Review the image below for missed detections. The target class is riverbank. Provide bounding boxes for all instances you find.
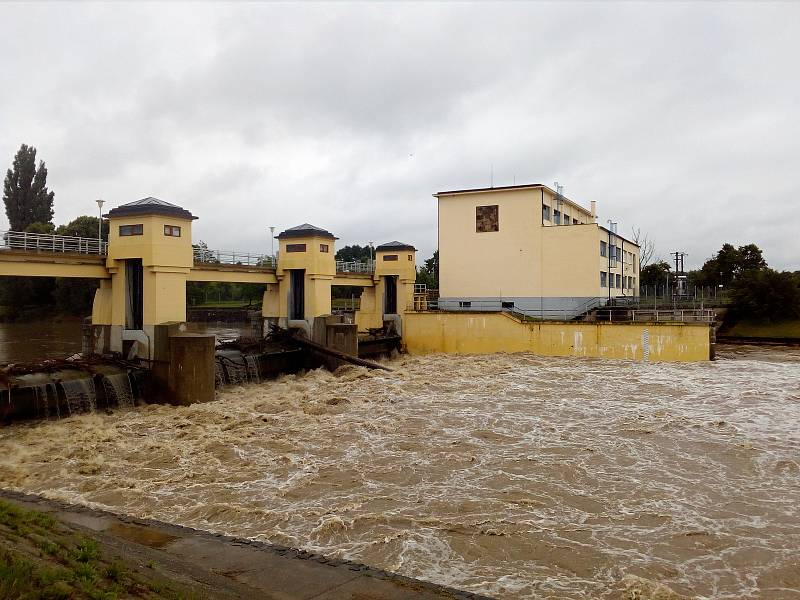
[0,489,485,599]
[718,318,800,345]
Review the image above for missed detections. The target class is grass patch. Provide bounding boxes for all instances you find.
[0,499,196,599]
[722,319,800,339]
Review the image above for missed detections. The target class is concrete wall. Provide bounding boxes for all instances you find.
[403,311,711,362]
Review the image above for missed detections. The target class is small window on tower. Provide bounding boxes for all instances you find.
[319,244,329,253]
[163,225,181,237]
[383,254,399,261]
[476,205,499,232]
[119,224,143,236]
[286,244,306,253]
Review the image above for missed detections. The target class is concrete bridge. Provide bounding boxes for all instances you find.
[0,197,419,358]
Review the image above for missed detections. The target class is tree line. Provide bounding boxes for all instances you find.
[640,242,799,323]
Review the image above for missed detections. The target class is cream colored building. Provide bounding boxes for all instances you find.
[435,184,639,319]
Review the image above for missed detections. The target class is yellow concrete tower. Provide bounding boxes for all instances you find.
[269,224,337,337]
[355,241,416,334]
[92,197,196,355]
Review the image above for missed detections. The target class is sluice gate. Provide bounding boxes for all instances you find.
[0,357,147,422]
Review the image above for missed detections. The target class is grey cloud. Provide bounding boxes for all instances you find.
[0,2,798,269]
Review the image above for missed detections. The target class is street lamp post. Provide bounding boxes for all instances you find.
[95,199,105,253]
[368,241,374,266]
[269,226,276,263]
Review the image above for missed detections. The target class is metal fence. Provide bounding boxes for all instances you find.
[335,260,374,274]
[0,230,108,255]
[638,284,730,308]
[409,297,716,324]
[192,247,275,268]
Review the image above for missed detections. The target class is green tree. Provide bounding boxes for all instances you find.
[55,215,108,239]
[639,260,671,288]
[416,250,438,289]
[729,269,800,322]
[0,145,58,319]
[336,244,372,263]
[697,243,767,287]
[3,144,55,230]
[23,221,55,234]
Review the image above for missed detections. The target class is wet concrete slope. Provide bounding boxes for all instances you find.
[0,489,490,600]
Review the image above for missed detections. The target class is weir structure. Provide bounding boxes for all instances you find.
[0,195,713,384]
[0,197,417,364]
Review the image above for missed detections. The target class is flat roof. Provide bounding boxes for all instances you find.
[434,183,594,217]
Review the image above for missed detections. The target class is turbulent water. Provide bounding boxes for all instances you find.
[1,345,799,599]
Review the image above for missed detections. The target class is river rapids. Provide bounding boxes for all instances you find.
[0,345,798,599]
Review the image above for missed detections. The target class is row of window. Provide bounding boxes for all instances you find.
[600,242,637,272]
[119,224,182,237]
[600,272,637,289]
[542,204,584,225]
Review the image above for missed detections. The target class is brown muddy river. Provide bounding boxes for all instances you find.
[1,345,799,599]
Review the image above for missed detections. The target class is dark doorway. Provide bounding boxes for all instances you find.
[125,259,143,330]
[384,276,398,315]
[290,269,305,320]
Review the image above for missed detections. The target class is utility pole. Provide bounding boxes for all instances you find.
[671,251,688,299]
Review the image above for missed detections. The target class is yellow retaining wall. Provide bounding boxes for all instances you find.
[403,312,710,362]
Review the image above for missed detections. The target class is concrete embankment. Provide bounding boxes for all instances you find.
[0,489,490,600]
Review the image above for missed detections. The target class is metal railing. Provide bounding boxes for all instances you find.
[193,247,275,268]
[412,299,601,321]
[630,309,715,323]
[335,260,374,274]
[332,298,362,311]
[0,230,108,255]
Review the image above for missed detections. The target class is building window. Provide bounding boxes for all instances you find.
[459,301,472,308]
[119,224,143,236]
[407,254,413,261]
[542,204,551,221]
[600,271,607,287]
[562,213,569,225]
[610,245,618,262]
[501,301,514,309]
[319,243,329,253]
[383,254,399,261]
[286,243,306,253]
[476,205,499,232]
[553,210,561,225]
[163,225,181,237]
[600,241,607,257]
[616,274,621,288]
[633,277,637,290]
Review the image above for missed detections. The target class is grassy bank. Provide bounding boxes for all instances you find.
[0,499,193,599]
[721,319,800,339]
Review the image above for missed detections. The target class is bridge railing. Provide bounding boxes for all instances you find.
[0,230,107,255]
[193,247,275,268]
[336,260,374,274]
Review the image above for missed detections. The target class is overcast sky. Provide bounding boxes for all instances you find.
[1,2,798,270]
